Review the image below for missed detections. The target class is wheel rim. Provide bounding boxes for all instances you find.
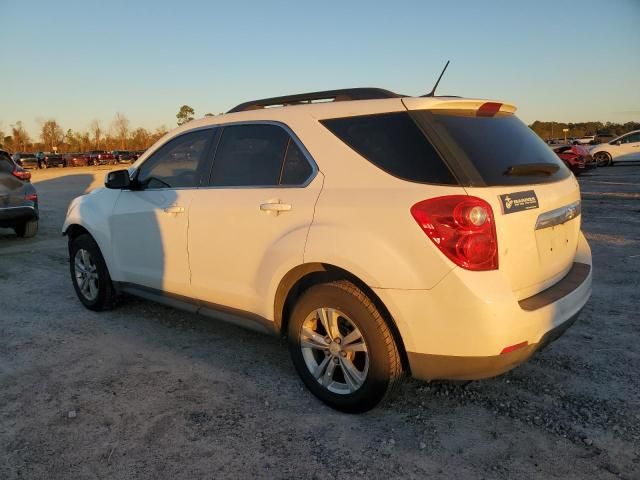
[595,152,611,166]
[299,307,369,395]
[74,249,99,301]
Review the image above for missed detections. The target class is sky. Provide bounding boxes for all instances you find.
[1,0,639,138]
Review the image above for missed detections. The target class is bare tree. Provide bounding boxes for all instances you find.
[112,112,130,150]
[11,121,31,152]
[130,127,150,150]
[89,120,102,149]
[41,119,65,151]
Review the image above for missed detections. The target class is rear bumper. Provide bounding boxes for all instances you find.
[407,310,580,381]
[374,231,592,381]
[0,205,37,224]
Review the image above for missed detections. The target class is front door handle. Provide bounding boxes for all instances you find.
[163,205,185,214]
[260,202,292,214]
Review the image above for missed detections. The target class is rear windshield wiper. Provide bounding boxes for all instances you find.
[503,163,560,177]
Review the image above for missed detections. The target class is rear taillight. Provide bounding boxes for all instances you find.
[12,168,31,181]
[25,193,38,202]
[410,195,498,271]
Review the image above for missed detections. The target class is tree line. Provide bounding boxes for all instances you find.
[0,114,169,154]
[529,120,640,140]
[0,105,220,154]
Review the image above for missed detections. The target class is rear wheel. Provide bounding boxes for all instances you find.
[594,151,612,167]
[287,281,403,413]
[14,219,38,238]
[69,234,116,311]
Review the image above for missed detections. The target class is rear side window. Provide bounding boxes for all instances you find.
[0,154,14,173]
[410,111,570,186]
[321,112,457,185]
[281,140,313,185]
[137,128,213,189]
[209,124,314,187]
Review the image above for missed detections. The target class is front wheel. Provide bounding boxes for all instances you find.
[594,151,612,167]
[69,234,116,311]
[288,281,403,413]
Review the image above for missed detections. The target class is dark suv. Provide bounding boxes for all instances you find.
[42,153,67,168]
[0,150,39,237]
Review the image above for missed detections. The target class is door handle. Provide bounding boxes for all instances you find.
[163,205,185,214]
[260,202,292,214]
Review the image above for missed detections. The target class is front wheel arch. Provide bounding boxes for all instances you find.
[275,263,410,374]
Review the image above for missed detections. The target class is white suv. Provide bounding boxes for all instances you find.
[63,88,592,412]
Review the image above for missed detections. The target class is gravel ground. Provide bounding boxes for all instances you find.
[1,165,639,479]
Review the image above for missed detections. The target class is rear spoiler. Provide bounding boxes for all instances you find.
[402,97,517,115]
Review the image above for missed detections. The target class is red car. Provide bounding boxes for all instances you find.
[553,145,596,175]
[85,150,115,166]
[63,153,89,167]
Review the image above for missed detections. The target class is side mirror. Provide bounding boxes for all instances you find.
[105,169,131,189]
[615,140,621,146]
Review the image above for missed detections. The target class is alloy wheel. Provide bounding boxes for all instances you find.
[74,248,99,301]
[299,307,369,395]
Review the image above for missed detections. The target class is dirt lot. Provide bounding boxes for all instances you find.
[1,165,639,479]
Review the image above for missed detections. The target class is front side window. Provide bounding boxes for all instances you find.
[622,133,640,144]
[209,124,313,187]
[137,129,213,189]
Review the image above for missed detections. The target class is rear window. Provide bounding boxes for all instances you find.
[321,112,457,185]
[411,110,570,186]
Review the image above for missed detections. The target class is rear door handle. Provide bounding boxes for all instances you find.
[163,205,185,214]
[260,202,292,214]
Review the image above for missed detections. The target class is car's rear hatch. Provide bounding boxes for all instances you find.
[403,98,581,299]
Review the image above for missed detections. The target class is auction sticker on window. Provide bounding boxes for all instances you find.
[499,190,539,214]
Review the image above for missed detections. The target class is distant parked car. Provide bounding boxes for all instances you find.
[571,136,595,145]
[63,153,89,167]
[11,152,39,169]
[590,133,616,145]
[553,145,596,175]
[111,150,135,163]
[42,153,66,168]
[85,150,115,166]
[590,130,640,166]
[132,149,146,160]
[0,150,39,237]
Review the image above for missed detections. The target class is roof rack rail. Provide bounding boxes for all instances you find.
[227,88,402,113]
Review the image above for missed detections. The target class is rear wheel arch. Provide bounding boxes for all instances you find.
[275,263,410,372]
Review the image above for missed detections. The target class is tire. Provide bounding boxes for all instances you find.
[594,151,612,167]
[14,219,38,238]
[69,234,116,311]
[287,281,403,413]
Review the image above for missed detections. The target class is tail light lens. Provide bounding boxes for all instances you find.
[410,195,498,271]
[12,168,31,181]
[25,193,38,202]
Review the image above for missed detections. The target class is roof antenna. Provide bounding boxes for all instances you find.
[422,60,450,97]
